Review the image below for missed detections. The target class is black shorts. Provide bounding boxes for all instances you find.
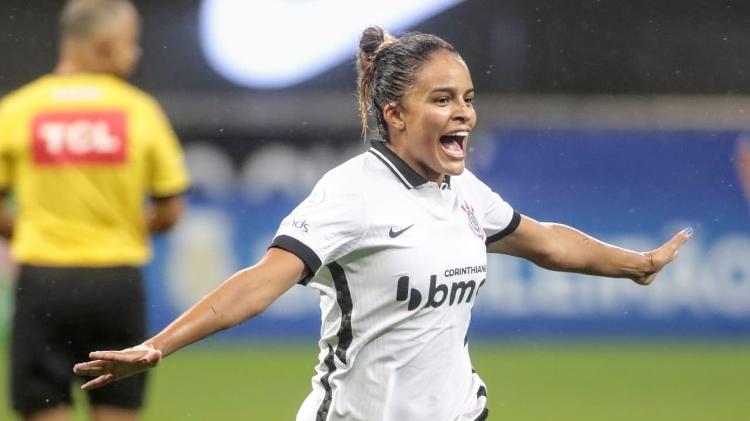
[10,265,148,415]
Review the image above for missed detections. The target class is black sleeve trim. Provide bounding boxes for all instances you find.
[269,235,322,284]
[150,187,190,202]
[485,211,522,246]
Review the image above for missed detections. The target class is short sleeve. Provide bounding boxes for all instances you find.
[458,169,520,245]
[481,190,521,245]
[269,174,367,277]
[145,100,190,198]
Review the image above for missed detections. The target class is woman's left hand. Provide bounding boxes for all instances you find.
[73,343,162,390]
[631,227,693,285]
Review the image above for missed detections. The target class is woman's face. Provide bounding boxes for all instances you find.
[389,49,476,183]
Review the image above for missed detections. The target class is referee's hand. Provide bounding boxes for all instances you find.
[73,343,162,390]
[631,227,693,286]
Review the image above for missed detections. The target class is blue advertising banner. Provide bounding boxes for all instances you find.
[144,129,750,339]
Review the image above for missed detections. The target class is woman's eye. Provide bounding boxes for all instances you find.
[465,97,474,105]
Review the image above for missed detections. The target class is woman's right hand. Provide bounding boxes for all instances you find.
[73,343,162,390]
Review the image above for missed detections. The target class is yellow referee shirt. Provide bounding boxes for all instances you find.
[0,74,189,266]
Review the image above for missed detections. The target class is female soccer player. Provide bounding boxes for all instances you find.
[74,26,691,420]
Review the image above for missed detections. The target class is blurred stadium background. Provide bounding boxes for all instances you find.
[1,0,749,419]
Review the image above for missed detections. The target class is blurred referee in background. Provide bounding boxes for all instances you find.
[0,0,189,420]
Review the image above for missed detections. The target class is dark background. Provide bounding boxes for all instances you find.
[2,0,749,150]
[3,0,749,94]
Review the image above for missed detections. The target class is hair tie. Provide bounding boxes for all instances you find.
[369,37,397,61]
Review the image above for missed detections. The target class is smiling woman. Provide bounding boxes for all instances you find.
[74,25,691,421]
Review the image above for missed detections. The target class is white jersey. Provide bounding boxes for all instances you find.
[271,141,519,421]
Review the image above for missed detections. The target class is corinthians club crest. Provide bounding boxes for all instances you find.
[461,201,485,240]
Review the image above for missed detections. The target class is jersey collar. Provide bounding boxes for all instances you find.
[368,140,451,190]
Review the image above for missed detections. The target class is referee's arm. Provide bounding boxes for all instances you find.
[0,191,13,239]
[148,194,185,234]
[486,214,692,286]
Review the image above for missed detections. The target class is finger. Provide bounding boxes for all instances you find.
[667,227,693,251]
[89,350,143,363]
[80,373,114,391]
[74,362,108,375]
[74,359,113,372]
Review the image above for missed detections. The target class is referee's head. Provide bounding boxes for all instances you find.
[57,0,141,78]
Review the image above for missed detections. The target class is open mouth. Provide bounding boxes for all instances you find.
[439,131,469,159]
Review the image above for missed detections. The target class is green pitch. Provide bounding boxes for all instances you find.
[0,341,748,420]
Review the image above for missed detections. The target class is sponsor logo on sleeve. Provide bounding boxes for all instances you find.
[292,219,310,233]
[282,218,311,233]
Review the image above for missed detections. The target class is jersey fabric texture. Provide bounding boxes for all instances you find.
[271,140,520,421]
[0,74,189,266]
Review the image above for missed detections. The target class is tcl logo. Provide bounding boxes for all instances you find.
[32,111,127,165]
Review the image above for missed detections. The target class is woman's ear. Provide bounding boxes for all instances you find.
[383,102,405,131]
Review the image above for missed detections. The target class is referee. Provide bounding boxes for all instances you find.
[0,1,189,420]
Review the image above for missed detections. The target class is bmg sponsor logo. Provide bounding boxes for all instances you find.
[396,275,485,311]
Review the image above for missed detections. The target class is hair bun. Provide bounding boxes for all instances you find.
[359,26,386,56]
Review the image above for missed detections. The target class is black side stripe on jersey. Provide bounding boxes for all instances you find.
[474,386,489,421]
[316,344,336,421]
[328,262,354,365]
[474,408,489,421]
[315,263,354,420]
[485,211,522,246]
[269,235,322,285]
[477,385,487,398]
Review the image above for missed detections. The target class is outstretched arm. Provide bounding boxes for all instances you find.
[74,247,306,390]
[487,215,691,285]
